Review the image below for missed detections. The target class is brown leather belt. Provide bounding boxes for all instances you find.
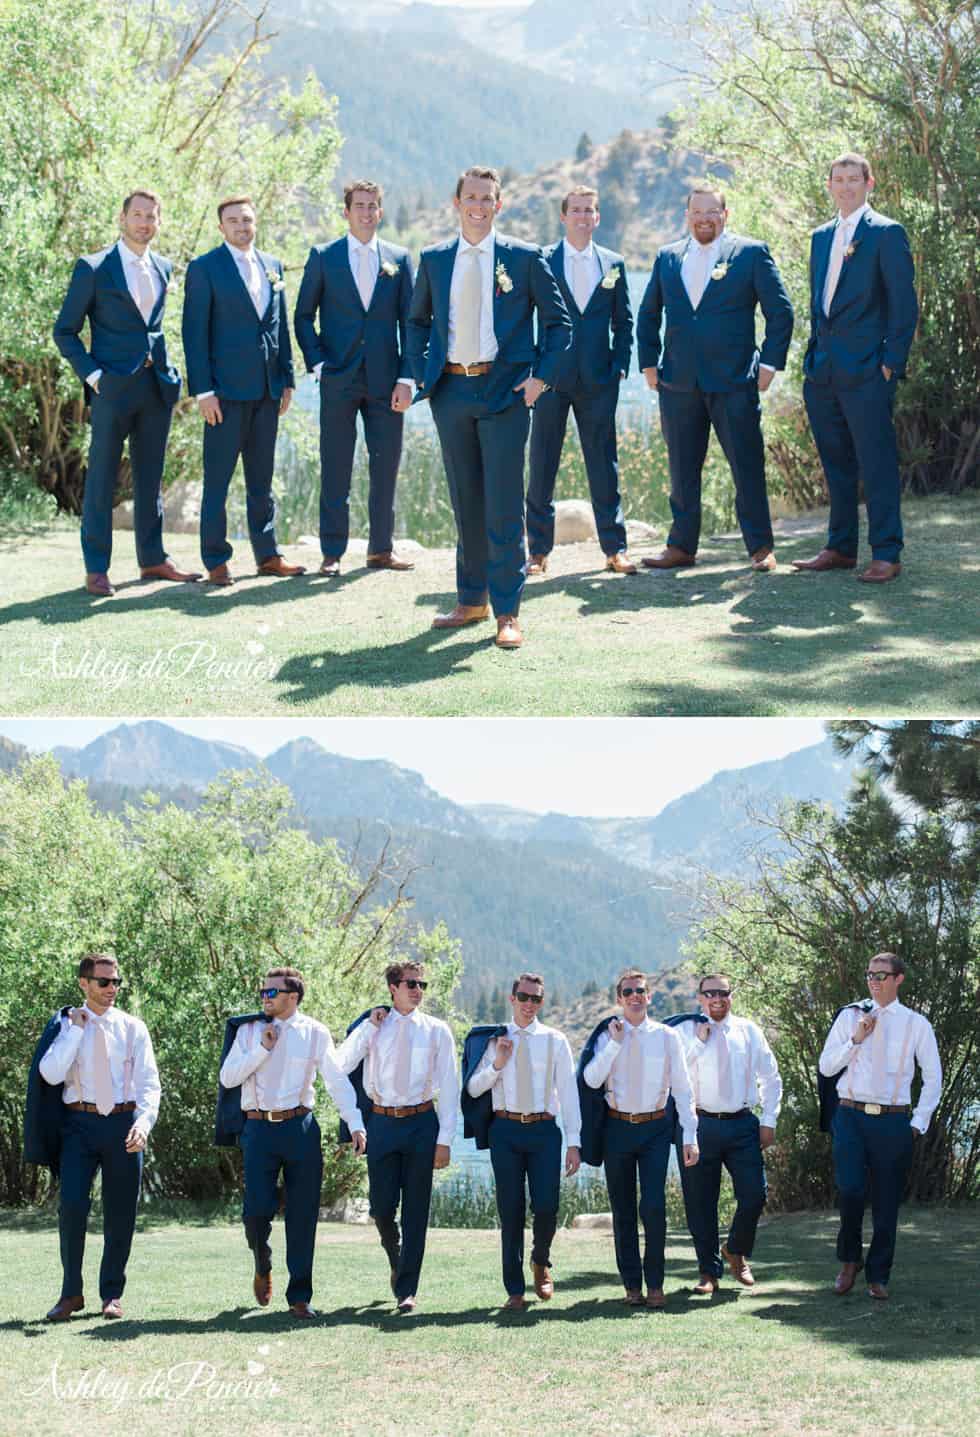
[495,1110,554,1124]
[609,1107,667,1124]
[244,1105,310,1123]
[372,1101,434,1118]
[839,1099,911,1116]
[444,362,493,376]
[697,1107,751,1120]
[65,1101,136,1115]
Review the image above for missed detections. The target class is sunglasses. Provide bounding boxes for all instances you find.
[619,986,647,998]
[90,976,123,989]
[866,972,897,983]
[399,978,428,991]
[701,989,732,999]
[514,991,543,1004]
[259,987,292,999]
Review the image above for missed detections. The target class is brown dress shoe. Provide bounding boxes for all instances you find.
[606,551,638,575]
[396,1295,417,1314]
[257,555,306,577]
[834,1260,863,1295]
[495,615,523,649]
[532,1263,554,1300]
[319,558,341,576]
[46,1295,84,1322]
[641,546,696,570]
[140,561,201,582]
[102,1298,124,1319]
[288,1302,317,1319]
[366,551,415,571]
[867,1282,889,1300]
[253,1269,272,1307]
[85,573,115,597]
[693,1274,719,1295]
[623,1289,644,1306]
[791,548,857,572]
[749,546,777,572]
[503,1294,528,1311]
[526,554,548,576]
[857,560,901,584]
[646,1288,666,1309]
[721,1244,755,1287]
[431,603,490,629]
[207,564,235,586]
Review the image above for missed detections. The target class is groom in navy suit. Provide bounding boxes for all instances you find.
[793,153,918,584]
[53,188,200,596]
[407,166,572,649]
[182,196,303,585]
[637,183,793,572]
[293,179,416,576]
[526,186,636,577]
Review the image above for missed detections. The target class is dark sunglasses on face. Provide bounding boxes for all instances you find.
[866,972,896,982]
[514,991,543,1004]
[400,978,428,991]
[701,989,732,999]
[259,987,291,999]
[91,976,123,989]
[620,986,647,998]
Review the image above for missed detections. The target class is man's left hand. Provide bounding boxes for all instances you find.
[564,1146,581,1177]
[279,387,294,416]
[124,1125,147,1154]
[758,369,775,393]
[515,376,546,407]
[350,1130,367,1157]
[391,382,412,412]
[759,1126,775,1151]
[682,1143,699,1167]
[433,1144,451,1170]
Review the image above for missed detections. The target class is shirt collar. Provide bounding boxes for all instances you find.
[117,239,151,268]
[225,240,257,264]
[563,238,595,263]
[458,227,495,257]
[392,1007,419,1024]
[509,1017,540,1036]
[83,1002,115,1023]
[708,1013,733,1031]
[837,202,870,230]
[348,232,379,255]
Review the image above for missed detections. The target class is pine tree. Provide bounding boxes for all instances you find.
[575,132,593,162]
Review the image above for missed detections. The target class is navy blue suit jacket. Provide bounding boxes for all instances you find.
[23,1008,73,1177]
[545,240,633,392]
[53,244,181,407]
[804,210,918,387]
[406,233,572,413]
[460,1024,509,1150]
[214,1012,265,1146]
[336,1005,392,1143]
[293,236,414,398]
[637,233,793,392]
[182,245,295,402]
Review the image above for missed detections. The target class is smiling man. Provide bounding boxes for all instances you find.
[407,165,572,649]
[37,953,161,1321]
[675,973,782,1294]
[465,973,582,1310]
[526,186,636,577]
[637,182,793,573]
[794,153,919,584]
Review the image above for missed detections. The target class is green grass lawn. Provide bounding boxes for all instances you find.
[1,493,978,716]
[1,1207,977,1436]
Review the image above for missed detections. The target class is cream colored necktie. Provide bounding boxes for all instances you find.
[236,252,263,316]
[687,245,712,309]
[870,1009,887,1096]
[714,1024,732,1101]
[135,259,155,323]
[455,248,483,368]
[394,1018,413,1099]
[823,222,850,316]
[355,246,375,311]
[92,1021,116,1115]
[515,1031,534,1113]
[571,251,592,312]
[626,1026,644,1108]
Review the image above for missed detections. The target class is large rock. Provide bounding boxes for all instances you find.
[114,480,200,535]
[570,1212,614,1230]
[554,499,597,544]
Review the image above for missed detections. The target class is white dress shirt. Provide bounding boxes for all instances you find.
[583,1018,698,1146]
[86,239,162,388]
[466,1019,582,1147]
[39,1003,161,1138]
[448,228,498,364]
[680,1014,782,1130]
[219,1011,364,1134]
[818,998,942,1134]
[823,201,870,315]
[338,1008,459,1147]
[562,238,601,312]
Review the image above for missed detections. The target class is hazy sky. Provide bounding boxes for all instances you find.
[1,718,829,817]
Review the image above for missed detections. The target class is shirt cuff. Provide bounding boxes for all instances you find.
[761,1113,778,1130]
[681,1125,699,1147]
[196,390,215,400]
[564,1131,581,1149]
[759,364,776,373]
[396,376,412,387]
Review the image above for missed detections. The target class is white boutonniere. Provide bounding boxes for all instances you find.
[380,259,399,277]
[601,266,621,289]
[166,279,179,294]
[265,267,285,293]
[495,261,513,295]
[710,262,729,282]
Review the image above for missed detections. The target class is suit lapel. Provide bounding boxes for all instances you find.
[255,249,277,322]
[433,241,459,344]
[673,243,695,316]
[550,243,575,313]
[813,226,836,312]
[368,242,390,312]
[105,244,146,325]
[331,236,364,310]
[146,253,169,327]
[582,246,611,314]
[219,243,261,319]
[830,211,871,315]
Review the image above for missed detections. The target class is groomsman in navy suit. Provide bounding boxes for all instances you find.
[407,166,572,649]
[794,154,919,584]
[526,186,636,577]
[293,180,416,576]
[182,196,303,585]
[637,183,793,573]
[53,188,200,596]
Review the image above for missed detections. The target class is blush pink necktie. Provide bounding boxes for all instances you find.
[92,1021,116,1115]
